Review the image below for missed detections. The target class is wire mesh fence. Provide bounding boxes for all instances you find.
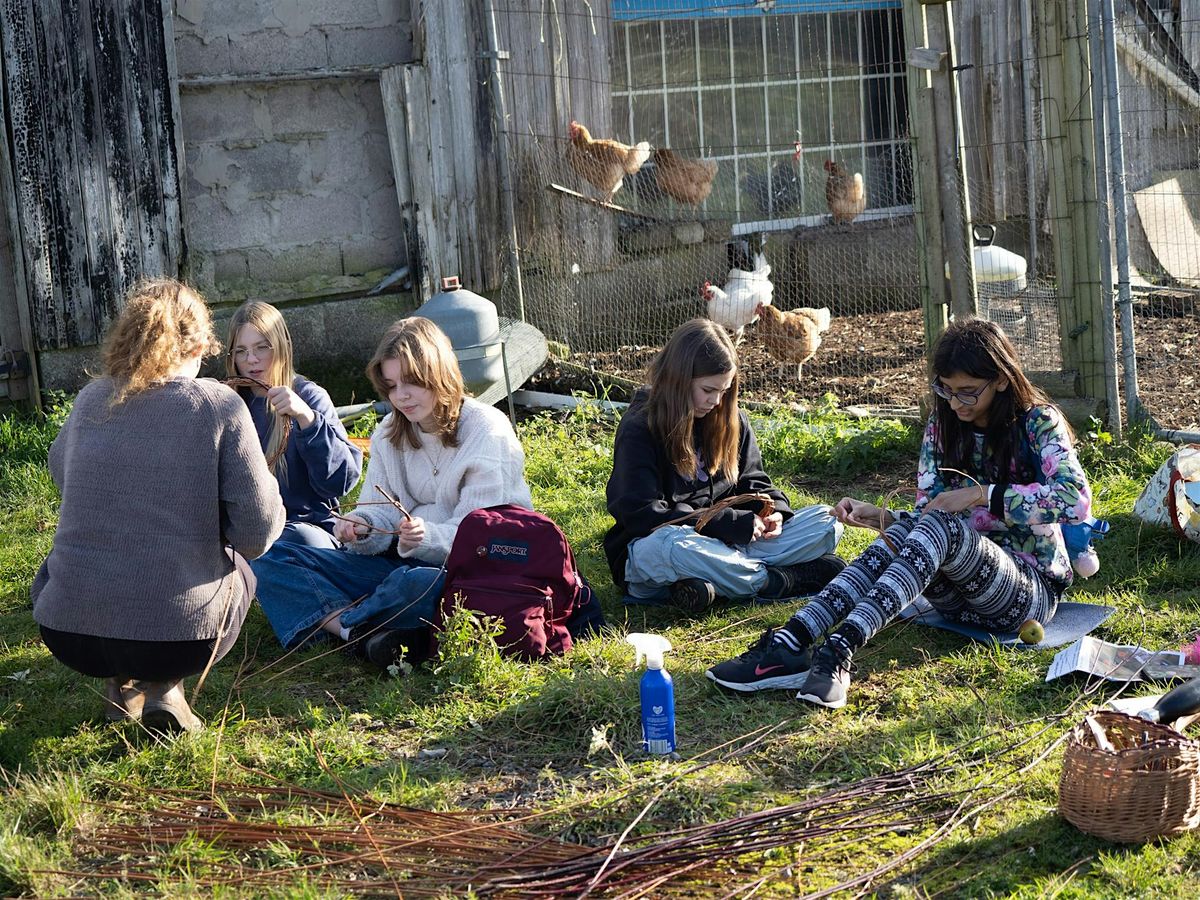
[492,0,928,409]
[1107,4,1200,433]
[953,1,1066,376]
[484,0,1200,425]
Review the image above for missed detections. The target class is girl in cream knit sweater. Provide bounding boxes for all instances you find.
[251,317,532,669]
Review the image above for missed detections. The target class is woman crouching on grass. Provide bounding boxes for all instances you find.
[225,300,363,550]
[32,280,285,732]
[706,318,1093,708]
[603,318,845,615]
[250,316,533,670]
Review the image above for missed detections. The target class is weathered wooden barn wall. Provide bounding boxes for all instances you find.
[492,0,614,276]
[0,0,183,350]
[954,0,1039,229]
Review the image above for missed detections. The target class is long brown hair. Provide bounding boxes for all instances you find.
[646,318,740,481]
[930,317,1063,482]
[366,317,466,449]
[102,279,219,406]
[225,300,296,475]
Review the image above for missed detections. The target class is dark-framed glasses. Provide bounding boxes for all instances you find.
[931,380,993,407]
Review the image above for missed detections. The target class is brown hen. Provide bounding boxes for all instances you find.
[652,148,718,206]
[824,159,866,225]
[755,303,831,381]
[566,120,651,203]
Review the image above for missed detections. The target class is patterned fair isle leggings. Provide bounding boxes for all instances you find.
[791,510,1059,649]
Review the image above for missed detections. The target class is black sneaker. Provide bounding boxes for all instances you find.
[669,578,718,615]
[705,629,812,692]
[759,553,847,600]
[796,643,852,708]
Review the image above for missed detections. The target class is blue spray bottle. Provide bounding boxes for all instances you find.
[627,633,675,755]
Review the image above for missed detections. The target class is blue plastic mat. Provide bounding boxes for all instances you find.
[896,597,1115,649]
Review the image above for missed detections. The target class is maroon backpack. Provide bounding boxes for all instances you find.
[437,505,581,659]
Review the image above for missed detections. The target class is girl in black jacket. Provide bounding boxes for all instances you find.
[603,319,844,614]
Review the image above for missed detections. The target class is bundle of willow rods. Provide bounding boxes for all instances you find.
[54,723,1045,899]
[64,782,596,896]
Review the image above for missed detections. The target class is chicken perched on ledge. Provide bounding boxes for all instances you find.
[825,159,866,225]
[703,250,773,343]
[742,141,803,217]
[652,148,718,206]
[755,303,831,380]
[565,120,651,204]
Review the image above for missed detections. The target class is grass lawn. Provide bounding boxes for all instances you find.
[3,395,1200,896]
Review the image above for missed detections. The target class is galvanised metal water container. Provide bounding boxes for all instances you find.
[415,276,503,396]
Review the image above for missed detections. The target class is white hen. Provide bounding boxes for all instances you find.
[702,252,774,343]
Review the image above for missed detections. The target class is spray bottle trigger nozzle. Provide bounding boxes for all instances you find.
[626,633,672,670]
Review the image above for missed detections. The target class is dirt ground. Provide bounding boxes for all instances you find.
[528,305,1200,433]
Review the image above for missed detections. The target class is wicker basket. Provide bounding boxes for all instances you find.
[1059,710,1200,843]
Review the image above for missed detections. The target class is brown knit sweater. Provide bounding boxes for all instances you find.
[32,376,285,642]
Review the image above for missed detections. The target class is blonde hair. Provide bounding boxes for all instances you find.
[102,279,219,406]
[646,318,741,481]
[225,300,296,475]
[366,317,466,448]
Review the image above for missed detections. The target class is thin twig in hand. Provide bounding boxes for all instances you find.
[652,492,774,533]
[376,485,413,521]
[329,512,404,536]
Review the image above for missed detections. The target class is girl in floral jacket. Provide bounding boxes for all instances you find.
[706,318,1092,708]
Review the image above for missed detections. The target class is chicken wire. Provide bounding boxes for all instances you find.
[1104,3,1200,433]
[490,0,927,409]
[947,1,1068,376]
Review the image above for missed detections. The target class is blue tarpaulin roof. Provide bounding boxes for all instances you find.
[613,0,901,20]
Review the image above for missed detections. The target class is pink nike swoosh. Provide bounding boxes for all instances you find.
[755,664,784,676]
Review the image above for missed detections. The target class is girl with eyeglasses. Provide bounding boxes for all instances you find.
[225,301,363,549]
[707,317,1092,708]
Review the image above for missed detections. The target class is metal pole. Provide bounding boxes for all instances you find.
[1019,0,1039,277]
[1087,0,1122,437]
[483,0,526,323]
[1099,0,1140,425]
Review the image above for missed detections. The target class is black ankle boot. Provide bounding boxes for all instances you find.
[760,553,847,600]
[668,578,718,615]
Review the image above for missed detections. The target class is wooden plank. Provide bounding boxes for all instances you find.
[3,0,72,347]
[157,0,187,276]
[560,0,614,270]
[398,64,441,300]
[0,4,40,404]
[380,65,417,284]
[90,0,144,328]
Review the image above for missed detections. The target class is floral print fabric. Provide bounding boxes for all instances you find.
[913,405,1091,589]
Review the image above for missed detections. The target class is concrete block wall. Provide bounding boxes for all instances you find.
[174,0,413,303]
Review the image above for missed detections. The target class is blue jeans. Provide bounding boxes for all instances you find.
[625,504,842,601]
[276,521,341,550]
[251,542,446,649]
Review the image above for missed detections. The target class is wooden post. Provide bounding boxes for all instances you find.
[399,0,505,298]
[927,3,977,319]
[1037,0,1105,400]
[903,0,950,349]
